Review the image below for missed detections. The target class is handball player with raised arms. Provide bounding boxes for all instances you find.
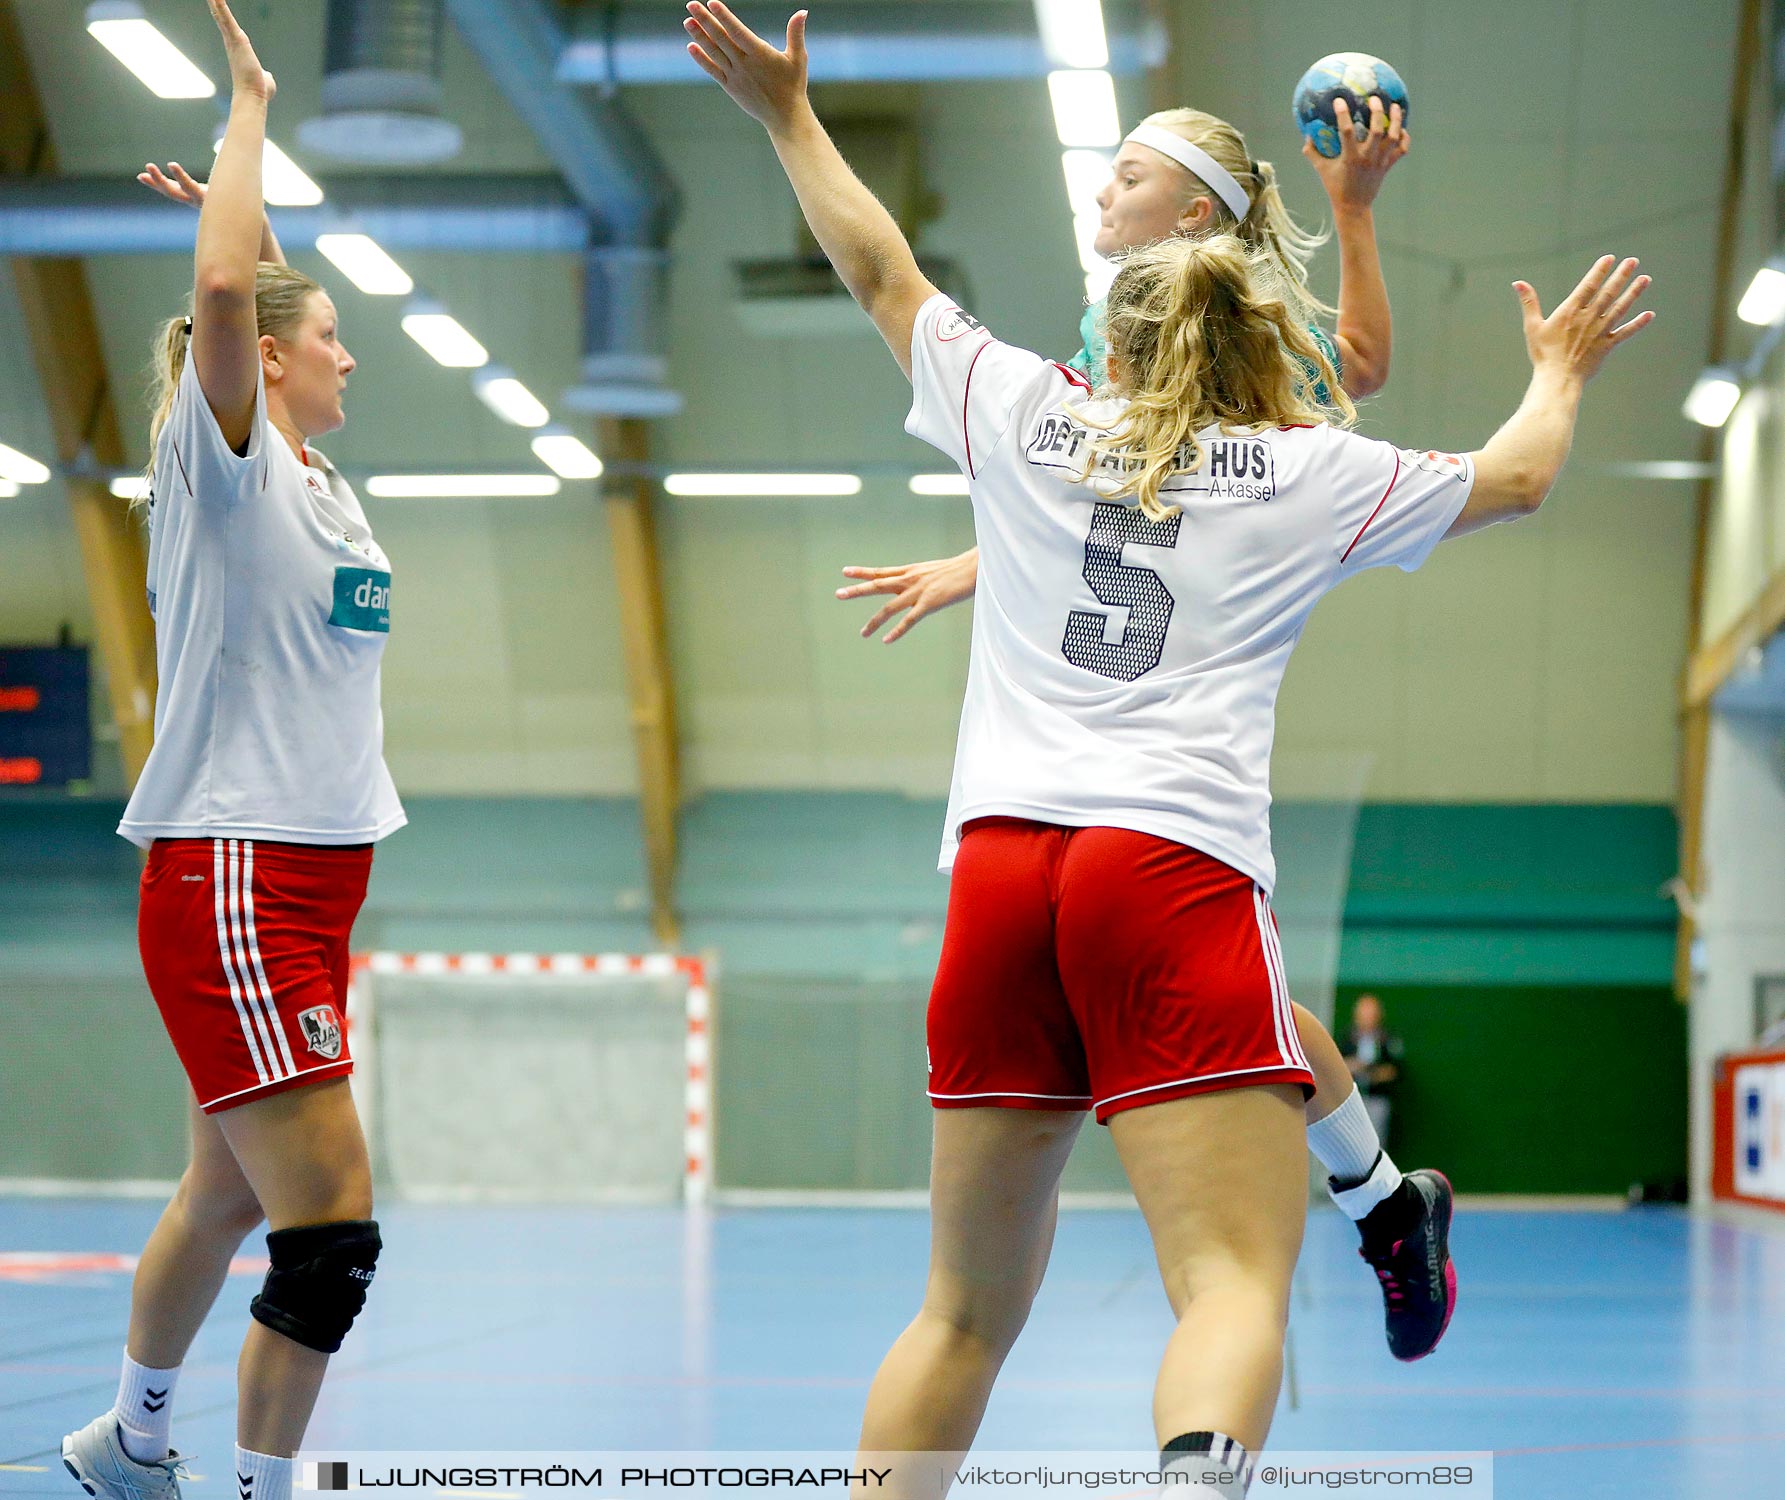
[62,6,399,1499]
[684,2,1651,1485]
[835,83,1467,1360]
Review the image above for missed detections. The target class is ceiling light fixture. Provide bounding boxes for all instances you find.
[1736,263,1785,327]
[662,473,863,497]
[0,443,52,485]
[530,429,604,480]
[1683,368,1741,429]
[315,233,413,295]
[1047,70,1120,148]
[209,131,324,207]
[1060,149,1113,212]
[471,367,551,429]
[86,2,215,99]
[365,474,562,498]
[1034,0,1109,70]
[400,300,490,368]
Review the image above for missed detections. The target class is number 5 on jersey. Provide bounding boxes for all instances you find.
[1062,502,1183,682]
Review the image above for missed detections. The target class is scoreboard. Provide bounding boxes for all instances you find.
[0,646,92,787]
[1713,1046,1785,1211]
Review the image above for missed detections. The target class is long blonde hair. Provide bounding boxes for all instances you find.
[140,263,322,507]
[1077,235,1355,521]
[1136,107,1332,327]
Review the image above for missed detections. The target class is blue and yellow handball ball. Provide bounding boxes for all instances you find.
[1293,53,1410,158]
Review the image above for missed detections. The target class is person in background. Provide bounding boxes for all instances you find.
[1343,993,1405,1145]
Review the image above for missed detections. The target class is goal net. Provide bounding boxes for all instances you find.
[345,952,712,1205]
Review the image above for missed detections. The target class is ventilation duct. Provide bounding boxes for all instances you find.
[297,0,463,165]
[0,176,586,255]
[561,247,680,419]
[557,1,1166,85]
[446,0,682,418]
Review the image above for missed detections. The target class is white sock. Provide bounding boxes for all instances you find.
[235,1447,293,1500]
[1329,1148,1405,1221]
[1307,1085,1390,1186]
[113,1353,180,1463]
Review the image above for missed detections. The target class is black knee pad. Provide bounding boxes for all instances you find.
[249,1219,381,1354]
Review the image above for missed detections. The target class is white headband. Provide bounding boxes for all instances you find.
[1124,124,1252,222]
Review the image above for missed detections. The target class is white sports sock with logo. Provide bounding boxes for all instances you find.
[113,1352,180,1463]
[1162,1431,1255,1493]
[1308,1085,1403,1216]
[235,1447,293,1500]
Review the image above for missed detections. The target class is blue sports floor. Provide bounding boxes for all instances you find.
[3,1198,1783,1500]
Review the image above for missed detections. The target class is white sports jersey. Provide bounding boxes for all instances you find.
[905,294,1473,891]
[119,355,406,849]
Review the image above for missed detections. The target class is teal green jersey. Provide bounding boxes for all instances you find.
[1066,297,1344,407]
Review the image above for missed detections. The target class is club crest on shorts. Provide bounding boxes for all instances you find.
[297,1005,343,1060]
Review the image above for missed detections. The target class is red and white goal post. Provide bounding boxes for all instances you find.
[346,951,714,1204]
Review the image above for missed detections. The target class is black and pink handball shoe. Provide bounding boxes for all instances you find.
[1356,1167,1458,1361]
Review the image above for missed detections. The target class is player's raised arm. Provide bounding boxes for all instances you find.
[192,0,275,452]
[1447,256,1653,539]
[1303,94,1407,398]
[684,3,939,377]
[141,158,287,267]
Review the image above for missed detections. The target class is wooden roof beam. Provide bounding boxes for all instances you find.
[1,1,156,785]
[598,418,682,947]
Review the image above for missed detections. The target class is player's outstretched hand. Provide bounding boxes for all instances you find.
[1303,95,1408,210]
[1514,256,1654,385]
[208,0,274,102]
[139,161,207,208]
[684,4,808,133]
[837,551,979,643]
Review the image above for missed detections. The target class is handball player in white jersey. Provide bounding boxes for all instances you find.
[686,4,1652,1485]
[834,98,1467,1362]
[63,8,398,1500]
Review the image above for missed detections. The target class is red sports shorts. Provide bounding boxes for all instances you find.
[927,818,1315,1123]
[139,837,371,1113]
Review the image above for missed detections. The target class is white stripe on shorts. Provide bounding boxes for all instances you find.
[1260,897,1309,1071]
[1095,1063,1314,1113]
[226,840,287,1081]
[213,838,271,1085]
[1253,887,1307,1072]
[1252,886,1293,1069]
[238,841,297,1076]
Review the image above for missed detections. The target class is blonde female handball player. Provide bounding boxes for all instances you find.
[837,102,1458,1361]
[686,2,1652,1485]
[63,7,399,1500]
[839,91,1408,643]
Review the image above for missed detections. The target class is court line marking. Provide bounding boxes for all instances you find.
[0,1310,568,1466]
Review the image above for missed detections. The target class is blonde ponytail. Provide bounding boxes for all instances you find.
[138,262,323,512]
[1075,234,1354,521]
[144,313,194,486]
[1135,108,1334,327]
